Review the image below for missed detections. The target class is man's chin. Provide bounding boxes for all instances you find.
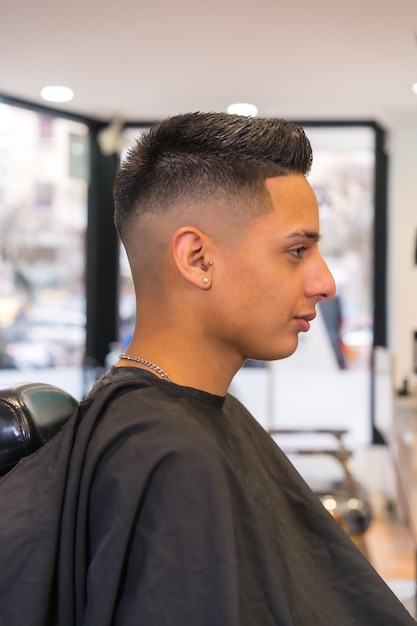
[275,345,299,361]
[248,338,299,363]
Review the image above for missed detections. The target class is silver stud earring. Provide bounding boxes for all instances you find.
[202,277,209,285]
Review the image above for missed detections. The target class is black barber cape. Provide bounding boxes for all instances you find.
[0,368,414,625]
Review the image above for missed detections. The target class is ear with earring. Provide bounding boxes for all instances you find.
[201,260,213,286]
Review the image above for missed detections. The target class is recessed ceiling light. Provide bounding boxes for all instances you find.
[412,82,417,96]
[41,85,74,103]
[226,102,258,117]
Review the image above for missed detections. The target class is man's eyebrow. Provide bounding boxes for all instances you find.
[284,230,321,242]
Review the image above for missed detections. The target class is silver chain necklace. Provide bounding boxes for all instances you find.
[118,353,174,382]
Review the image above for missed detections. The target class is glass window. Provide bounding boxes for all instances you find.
[0,103,89,396]
[308,125,376,371]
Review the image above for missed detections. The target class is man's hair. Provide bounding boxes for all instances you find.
[114,112,312,242]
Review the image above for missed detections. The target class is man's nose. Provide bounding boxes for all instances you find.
[307,257,336,302]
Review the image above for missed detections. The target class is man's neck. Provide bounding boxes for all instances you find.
[119,332,242,396]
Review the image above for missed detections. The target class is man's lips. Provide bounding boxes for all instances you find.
[294,313,316,332]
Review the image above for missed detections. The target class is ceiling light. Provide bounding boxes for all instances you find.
[41,85,74,103]
[412,83,417,96]
[226,102,258,117]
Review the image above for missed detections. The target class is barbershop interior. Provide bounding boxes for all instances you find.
[1,0,417,618]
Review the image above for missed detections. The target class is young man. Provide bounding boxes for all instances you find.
[0,113,414,625]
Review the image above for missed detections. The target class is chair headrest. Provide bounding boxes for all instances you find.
[0,382,78,475]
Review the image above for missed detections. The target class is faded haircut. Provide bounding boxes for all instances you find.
[114,112,313,243]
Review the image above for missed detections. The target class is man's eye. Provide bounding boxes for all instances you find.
[289,246,308,259]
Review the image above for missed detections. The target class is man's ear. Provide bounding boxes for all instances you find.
[171,226,213,289]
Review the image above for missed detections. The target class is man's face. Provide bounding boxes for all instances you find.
[210,174,336,363]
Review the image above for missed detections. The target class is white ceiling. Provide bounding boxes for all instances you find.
[1,0,417,132]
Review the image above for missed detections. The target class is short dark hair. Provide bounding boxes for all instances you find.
[114,112,312,242]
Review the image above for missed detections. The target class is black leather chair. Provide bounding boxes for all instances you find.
[0,382,78,476]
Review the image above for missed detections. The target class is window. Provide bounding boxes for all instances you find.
[308,125,376,371]
[0,103,89,395]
